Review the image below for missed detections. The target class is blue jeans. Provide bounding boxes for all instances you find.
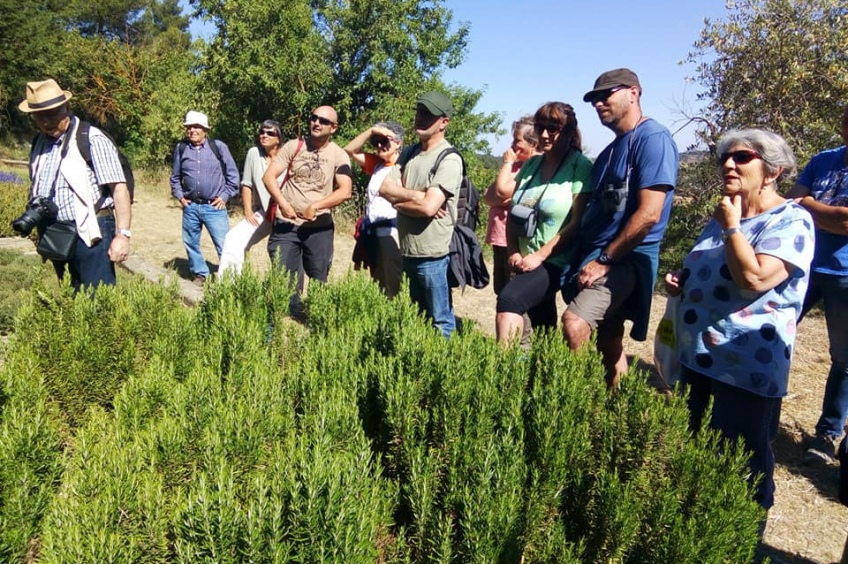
[182,203,228,277]
[799,271,848,438]
[403,255,455,338]
[52,215,116,291]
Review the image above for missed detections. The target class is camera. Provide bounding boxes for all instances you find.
[11,196,58,236]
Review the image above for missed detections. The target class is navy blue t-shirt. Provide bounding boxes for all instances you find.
[578,118,678,252]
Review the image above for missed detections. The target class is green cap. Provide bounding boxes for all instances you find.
[416,91,454,118]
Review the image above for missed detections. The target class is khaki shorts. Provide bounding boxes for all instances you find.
[566,261,638,338]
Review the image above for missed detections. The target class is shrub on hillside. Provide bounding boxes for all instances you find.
[0,269,764,562]
[0,178,29,239]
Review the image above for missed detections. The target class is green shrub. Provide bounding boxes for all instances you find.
[0,178,29,239]
[0,269,765,562]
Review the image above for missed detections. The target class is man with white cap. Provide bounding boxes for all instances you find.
[17,78,132,290]
[170,110,240,285]
[562,68,678,387]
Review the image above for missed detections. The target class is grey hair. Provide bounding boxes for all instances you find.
[716,128,797,183]
[513,115,538,147]
[374,120,404,147]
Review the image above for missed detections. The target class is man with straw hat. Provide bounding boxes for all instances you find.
[17,78,132,290]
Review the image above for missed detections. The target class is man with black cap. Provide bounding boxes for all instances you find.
[18,79,132,290]
[380,91,463,338]
[562,68,679,387]
[170,110,240,285]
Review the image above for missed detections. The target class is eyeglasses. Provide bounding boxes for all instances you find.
[309,114,336,126]
[534,123,563,135]
[258,129,279,137]
[369,135,399,148]
[717,150,762,166]
[587,86,627,104]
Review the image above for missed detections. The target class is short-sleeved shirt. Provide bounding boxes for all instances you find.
[389,140,462,258]
[485,161,522,247]
[362,153,398,226]
[274,139,351,227]
[796,145,848,275]
[577,118,678,252]
[511,151,593,268]
[30,117,125,222]
[677,202,815,397]
[241,146,280,213]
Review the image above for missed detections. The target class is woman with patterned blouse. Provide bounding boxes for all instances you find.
[664,128,815,513]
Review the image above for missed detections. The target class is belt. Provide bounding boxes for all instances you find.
[96,208,114,218]
[189,197,215,204]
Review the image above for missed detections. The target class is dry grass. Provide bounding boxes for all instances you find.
[129,171,848,564]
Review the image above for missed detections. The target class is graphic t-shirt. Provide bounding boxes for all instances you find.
[511,151,592,268]
[274,139,351,226]
[677,202,815,397]
[796,145,848,274]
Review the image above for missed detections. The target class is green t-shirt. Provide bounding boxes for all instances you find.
[511,151,593,268]
[390,140,462,258]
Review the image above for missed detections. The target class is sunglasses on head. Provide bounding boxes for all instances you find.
[717,149,762,166]
[309,114,335,126]
[258,129,279,137]
[588,85,627,104]
[534,123,563,135]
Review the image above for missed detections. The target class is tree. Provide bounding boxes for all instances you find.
[686,0,848,163]
[190,0,501,166]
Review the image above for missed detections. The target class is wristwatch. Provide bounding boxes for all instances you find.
[116,228,132,238]
[721,227,741,242]
[597,252,615,265]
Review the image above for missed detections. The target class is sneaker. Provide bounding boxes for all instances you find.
[193,275,206,287]
[805,434,838,463]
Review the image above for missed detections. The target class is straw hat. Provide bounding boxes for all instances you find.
[18,79,73,113]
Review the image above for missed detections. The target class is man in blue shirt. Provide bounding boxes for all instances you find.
[170,110,240,285]
[787,105,848,463]
[562,68,679,387]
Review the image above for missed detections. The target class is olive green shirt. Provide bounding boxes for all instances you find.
[390,139,462,258]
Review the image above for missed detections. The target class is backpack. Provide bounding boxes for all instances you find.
[177,137,226,172]
[398,143,489,291]
[31,119,136,202]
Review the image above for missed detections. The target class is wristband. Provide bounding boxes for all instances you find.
[597,252,615,265]
[721,227,742,242]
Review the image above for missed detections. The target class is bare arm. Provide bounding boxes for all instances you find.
[263,159,296,219]
[518,192,591,272]
[108,182,131,262]
[303,172,353,219]
[344,126,396,168]
[395,187,447,217]
[379,176,424,205]
[715,193,792,292]
[577,185,670,289]
[787,182,848,235]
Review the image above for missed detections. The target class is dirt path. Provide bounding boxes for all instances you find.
[129,186,847,563]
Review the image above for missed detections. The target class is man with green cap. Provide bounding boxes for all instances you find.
[380,91,463,337]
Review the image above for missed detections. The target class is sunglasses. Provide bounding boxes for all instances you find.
[587,85,627,104]
[369,135,399,148]
[258,129,279,137]
[717,150,762,166]
[534,123,563,135]
[309,114,336,126]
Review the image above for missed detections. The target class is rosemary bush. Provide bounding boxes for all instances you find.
[0,269,764,562]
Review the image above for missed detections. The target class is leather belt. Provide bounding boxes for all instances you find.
[96,208,114,218]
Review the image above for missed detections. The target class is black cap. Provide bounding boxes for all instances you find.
[583,68,641,102]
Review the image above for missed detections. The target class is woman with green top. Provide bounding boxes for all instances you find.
[495,102,592,344]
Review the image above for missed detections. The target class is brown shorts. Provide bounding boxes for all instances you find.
[566,261,638,338]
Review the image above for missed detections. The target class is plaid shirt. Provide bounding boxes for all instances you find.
[29,117,125,222]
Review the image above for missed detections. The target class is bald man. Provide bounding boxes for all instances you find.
[264,106,352,307]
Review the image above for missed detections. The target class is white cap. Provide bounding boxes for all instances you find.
[183,110,210,130]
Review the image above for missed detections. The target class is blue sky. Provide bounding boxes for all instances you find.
[188,0,729,157]
[440,1,729,156]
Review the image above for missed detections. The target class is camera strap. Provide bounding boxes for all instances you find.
[514,150,575,210]
[30,117,76,204]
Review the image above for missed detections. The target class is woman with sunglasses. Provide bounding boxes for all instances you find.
[664,128,814,514]
[218,120,285,276]
[495,102,593,344]
[344,121,405,297]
